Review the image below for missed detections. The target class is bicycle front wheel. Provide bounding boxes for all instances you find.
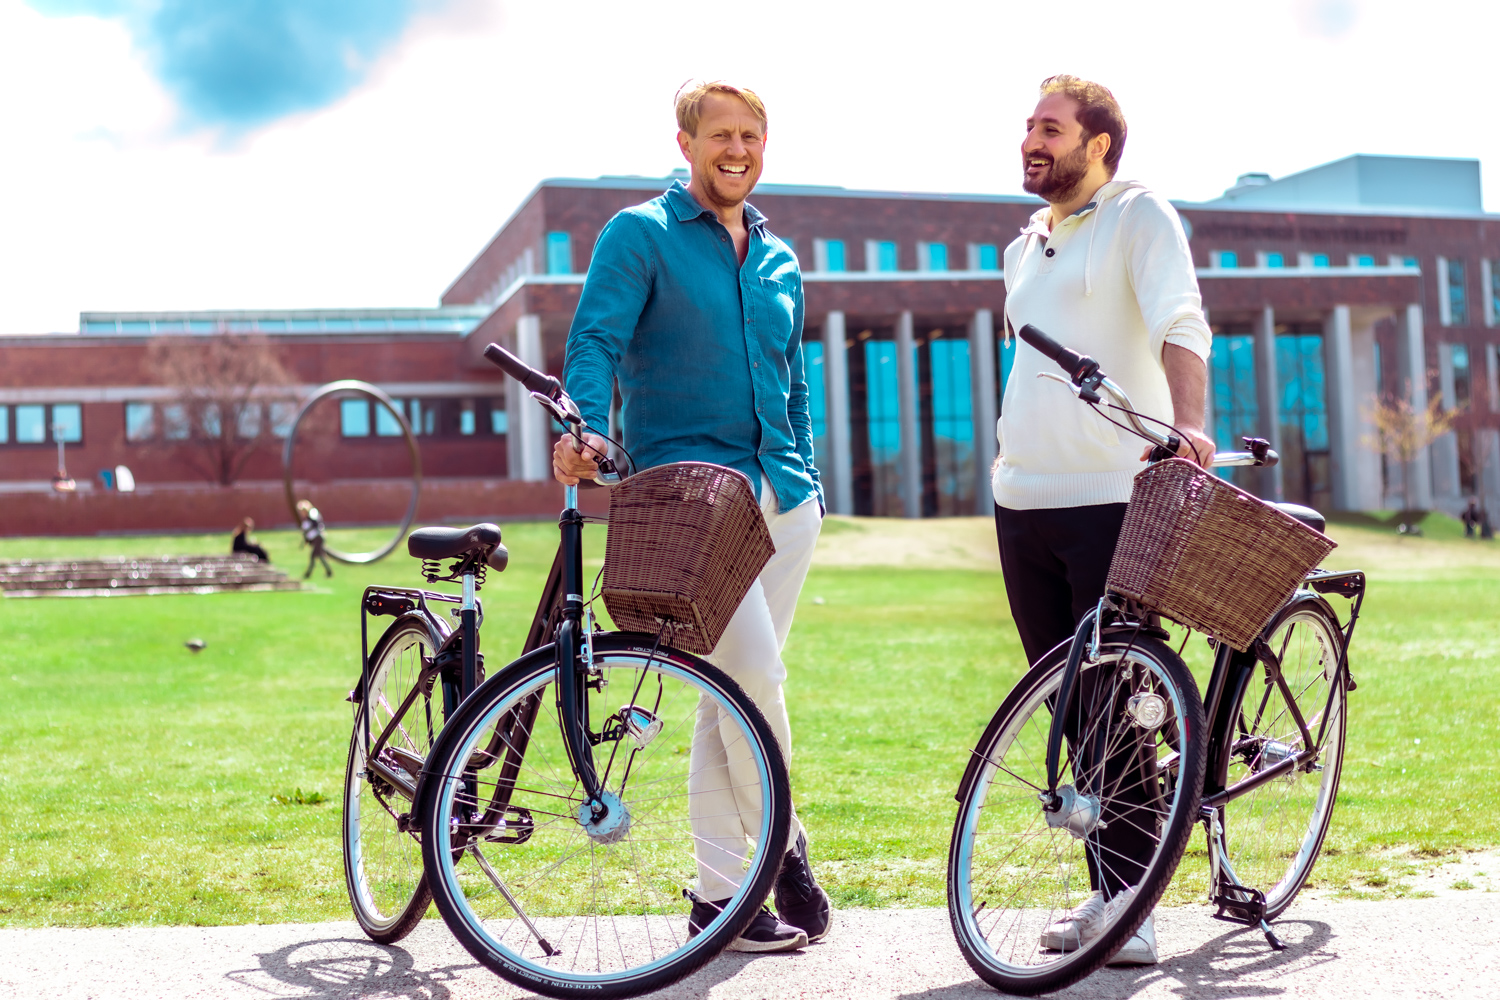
[948,632,1207,995]
[1215,594,1347,918]
[418,633,792,1000]
[343,612,448,943]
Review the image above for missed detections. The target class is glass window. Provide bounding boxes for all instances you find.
[977,244,999,271]
[1491,260,1500,326]
[546,232,572,275]
[1215,250,1237,268]
[15,404,46,443]
[491,408,508,434]
[322,318,355,332]
[1354,254,1375,267]
[1452,344,1471,408]
[152,319,185,333]
[201,403,221,438]
[257,319,288,332]
[1448,258,1469,326]
[1311,253,1330,267]
[805,341,826,463]
[460,400,476,436]
[1211,334,1259,485]
[928,338,974,516]
[269,401,297,438]
[236,402,262,438]
[51,403,82,443]
[1277,331,1332,508]
[926,243,948,271]
[865,340,903,513]
[0,405,7,443]
[119,321,151,333]
[1264,252,1284,268]
[82,320,116,333]
[825,240,846,272]
[162,404,190,440]
[998,334,1016,412]
[125,402,154,442]
[876,241,898,272]
[375,399,405,436]
[188,320,215,333]
[340,398,370,437]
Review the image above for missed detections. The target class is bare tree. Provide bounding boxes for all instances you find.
[1366,378,1461,531]
[146,333,296,486]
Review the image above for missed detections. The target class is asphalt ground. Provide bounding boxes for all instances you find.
[5,892,1498,1000]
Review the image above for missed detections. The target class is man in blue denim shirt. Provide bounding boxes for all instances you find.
[555,80,829,953]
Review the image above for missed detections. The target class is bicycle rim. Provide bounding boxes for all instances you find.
[420,635,789,999]
[343,615,444,941]
[949,635,1207,994]
[1218,598,1346,917]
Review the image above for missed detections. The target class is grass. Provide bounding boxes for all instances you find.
[1,515,1498,925]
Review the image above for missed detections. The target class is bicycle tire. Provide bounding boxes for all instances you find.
[1215,594,1347,918]
[342,612,448,943]
[948,631,1207,995]
[418,632,792,1000]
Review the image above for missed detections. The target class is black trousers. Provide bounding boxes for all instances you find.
[995,502,1153,894]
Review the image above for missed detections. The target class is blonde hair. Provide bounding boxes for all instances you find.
[674,79,767,137]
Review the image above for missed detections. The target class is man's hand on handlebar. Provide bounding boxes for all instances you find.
[1143,424,1216,467]
[553,433,611,486]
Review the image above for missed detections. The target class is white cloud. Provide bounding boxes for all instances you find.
[2,0,1499,333]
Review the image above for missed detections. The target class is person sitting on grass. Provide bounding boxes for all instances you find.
[232,517,270,562]
[295,500,332,579]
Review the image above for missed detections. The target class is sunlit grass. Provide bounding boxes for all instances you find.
[1,516,1497,924]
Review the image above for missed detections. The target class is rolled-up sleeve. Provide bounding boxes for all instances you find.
[563,215,655,432]
[1124,193,1212,365]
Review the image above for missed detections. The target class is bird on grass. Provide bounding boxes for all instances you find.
[185,639,206,653]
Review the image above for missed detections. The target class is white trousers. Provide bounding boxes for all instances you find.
[689,481,820,900]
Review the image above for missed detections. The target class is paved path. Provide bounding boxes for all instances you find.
[4,895,1498,1000]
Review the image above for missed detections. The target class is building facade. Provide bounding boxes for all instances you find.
[4,155,1498,522]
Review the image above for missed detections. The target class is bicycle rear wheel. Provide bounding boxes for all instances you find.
[343,613,448,943]
[948,631,1207,995]
[1215,594,1347,918]
[418,633,791,1000]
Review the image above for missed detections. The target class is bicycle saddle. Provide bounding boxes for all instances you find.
[407,523,508,571]
[1273,503,1325,534]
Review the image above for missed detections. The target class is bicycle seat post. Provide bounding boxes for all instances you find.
[460,567,478,698]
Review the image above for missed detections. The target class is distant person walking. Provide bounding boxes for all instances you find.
[990,74,1214,966]
[295,500,332,579]
[555,79,829,953]
[232,517,270,562]
[1462,497,1482,538]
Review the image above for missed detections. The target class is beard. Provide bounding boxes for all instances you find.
[1022,140,1091,202]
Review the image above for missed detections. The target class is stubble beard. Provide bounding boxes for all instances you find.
[1022,140,1091,204]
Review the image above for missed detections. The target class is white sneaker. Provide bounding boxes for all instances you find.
[1039,891,1105,951]
[1106,914,1159,966]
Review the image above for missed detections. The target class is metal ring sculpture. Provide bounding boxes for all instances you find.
[282,380,421,565]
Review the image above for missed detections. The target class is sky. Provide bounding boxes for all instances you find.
[1,0,1497,334]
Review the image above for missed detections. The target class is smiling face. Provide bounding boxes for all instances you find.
[1021,92,1101,203]
[678,91,765,211]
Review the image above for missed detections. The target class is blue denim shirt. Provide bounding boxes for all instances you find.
[563,181,822,513]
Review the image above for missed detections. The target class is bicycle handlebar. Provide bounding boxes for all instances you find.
[481,342,622,486]
[1022,325,1278,470]
[483,343,563,400]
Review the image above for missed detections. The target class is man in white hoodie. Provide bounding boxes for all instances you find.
[993,75,1215,965]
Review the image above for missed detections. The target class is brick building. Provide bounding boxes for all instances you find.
[3,154,1498,531]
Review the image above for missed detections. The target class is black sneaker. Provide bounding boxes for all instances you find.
[774,831,832,942]
[688,897,807,953]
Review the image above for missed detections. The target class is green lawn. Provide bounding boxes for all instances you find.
[1,515,1497,925]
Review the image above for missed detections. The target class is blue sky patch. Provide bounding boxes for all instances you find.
[29,0,426,129]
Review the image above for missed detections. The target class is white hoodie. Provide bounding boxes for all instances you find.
[992,179,1212,510]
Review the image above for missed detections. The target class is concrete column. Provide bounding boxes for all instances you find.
[1397,303,1434,509]
[1478,428,1500,514]
[1347,309,1386,511]
[895,310,922,518]
[822,311,854,515]
[969,308,997,515]
[512,314,550,482]
[1431,343,1463,512]
[1324,305,1359,511]
[1253,305,1284,501]
[1202,308,1216,445]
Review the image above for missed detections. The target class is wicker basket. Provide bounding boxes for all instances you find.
[601,463,775,655]
[1105,458,1336,651]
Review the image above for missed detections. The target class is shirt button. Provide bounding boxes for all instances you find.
[756,406,763,413]
[753,362,760,368]
[721,236,728,242]
[1045,248,1056,257]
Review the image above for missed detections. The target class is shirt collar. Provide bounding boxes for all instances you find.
[665,179,767,230]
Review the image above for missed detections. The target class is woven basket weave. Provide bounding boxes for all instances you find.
[1106,458,1336,651]
[602,463,775,655]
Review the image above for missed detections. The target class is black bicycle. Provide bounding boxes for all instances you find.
[342,344,793,998]
[947,325,1364,995]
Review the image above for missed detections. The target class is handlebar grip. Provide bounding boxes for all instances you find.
[1018,324,1094,382]
[483,342,562,398]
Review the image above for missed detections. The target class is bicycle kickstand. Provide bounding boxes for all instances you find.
[1202,807,1288,951]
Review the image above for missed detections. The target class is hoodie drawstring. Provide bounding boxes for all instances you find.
[1084,208,1100,297]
